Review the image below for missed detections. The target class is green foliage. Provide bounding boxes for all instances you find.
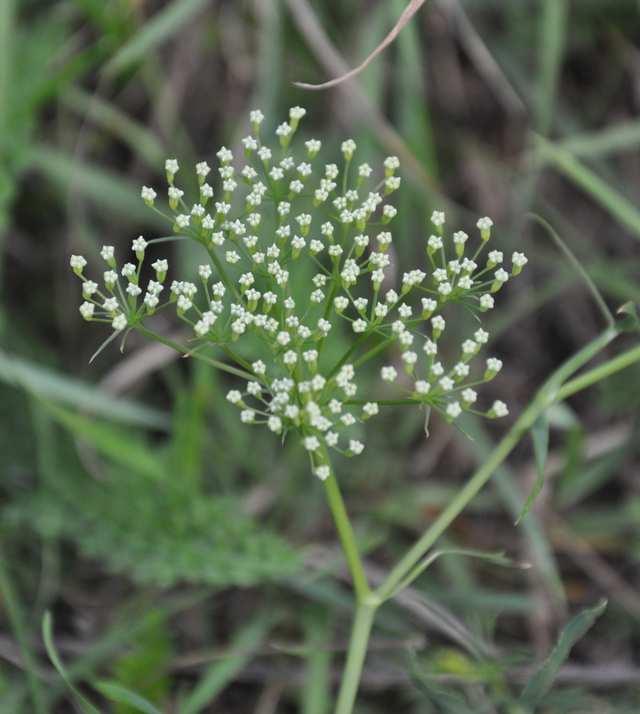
[9,404,300,588]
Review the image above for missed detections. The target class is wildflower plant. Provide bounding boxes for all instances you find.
[70,106,525,484]
[69,108,638,714]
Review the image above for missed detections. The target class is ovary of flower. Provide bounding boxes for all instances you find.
[381,366,398,382]
[431,210,445,227]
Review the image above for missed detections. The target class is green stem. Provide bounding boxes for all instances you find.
[333,600,377,714]
[557,343,640,400]
[136,325,255,381]
[376,327,619,601]
[323,474,370,601]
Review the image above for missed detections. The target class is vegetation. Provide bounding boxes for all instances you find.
[2,1,640,712]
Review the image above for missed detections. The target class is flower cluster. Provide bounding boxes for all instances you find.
[71,107,527,480]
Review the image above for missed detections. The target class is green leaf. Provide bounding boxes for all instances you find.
[105,0,210,76]
[181,615,274,714]
[519,598,607,708]
[93,682,162,714]
[516,413,550,524]
[42,402,166,480]
[42,612,102,714]
[0,348,170,430]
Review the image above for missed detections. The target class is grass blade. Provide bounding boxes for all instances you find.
[181,615,274,714]
[534,136,640,241]
[520,599,608,708]
[0,348,170,430]
[93,681,162,714]
[516,413,549,525]
[105,0,210,76]
[42,612,101,714]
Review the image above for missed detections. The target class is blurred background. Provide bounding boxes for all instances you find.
[1,0,640,712]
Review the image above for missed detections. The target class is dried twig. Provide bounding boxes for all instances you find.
[294,0,428,90]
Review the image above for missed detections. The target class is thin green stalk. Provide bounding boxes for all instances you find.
[376,327,618,601]
[136,325,255,381]
[333,601,377,714]
[323,474,370,602]
[0,549,47,714]
[557,343,640,400]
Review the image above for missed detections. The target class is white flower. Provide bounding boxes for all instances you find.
[79,302,94,320]
[103,297,119,312]
[349,439,364,455]
[477,216,493,231]
[446,401,462,419]
[250,109,264,125]
[227,390,242,405]
[494,268,509,283]
[491,400,509,417]
[341,139,356,159]
[431,210,445,227]
[480,294,495,310]
[70,255,87,273]
[427,235,442,251]
[198,264,212,280]
[453,231,468,245]
[381,366,397,382]
[474,328,489,344]
[462,388,477,404]
[100,245,115,263]
[82,281,97,297]
[112,314,127,331]
[304,436,320,452]
[486,357,503,375]
[415,380,430,395]
[315,465,331,480]
[141,186,156,204]
[363,402,379,417]
[289,106,306,120]
[195,161,210,178]
[126,283,142,297]
[132,235,147,254]
[240,409,255,423]
[176,214,190,228]
[488,250,503,264]
[165,158,179,176]
[352,319,367,333]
